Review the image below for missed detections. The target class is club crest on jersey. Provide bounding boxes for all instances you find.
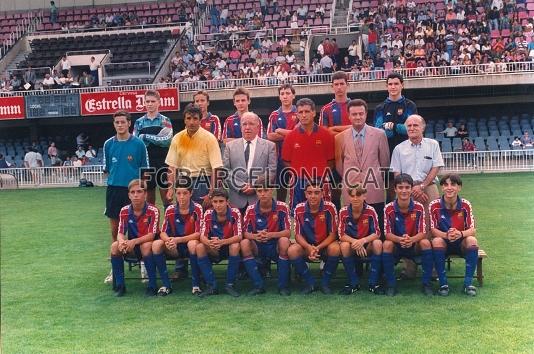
[190,216,195,222]
[458,211,464,218]
[176,218,181,223]
[397,108,404,116]
[204,122,211,129]
[213,224,218,229]
[272,215,278,222]
[410,213,417,220]
[127,155,133,161]
[319,213,325,221]
[363,219,368,225]
[128,220,134,223]
[294,143,301,148]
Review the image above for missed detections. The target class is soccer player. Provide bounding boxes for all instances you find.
[196,189,243,297]
[103,110,149,284]
[282,98,335,211]
[382,174,434,296]
[241,183,292,295]
[194,90,222,142]
[133,89,173,207]
[429,174,479,296]
[222,87,263,143]
[287,181,340,294]
[152,182,204,296]
[338,186,383,295]
[109,179,159,297]
[266,83,298,202]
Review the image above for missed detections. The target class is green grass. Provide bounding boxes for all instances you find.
[1,173,534,353]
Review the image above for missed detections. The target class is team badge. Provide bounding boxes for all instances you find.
[190,216,195,222]
[458,211,464,218]
[143,218,148,223]
[204,122,211,129]
[363,219,368,225]
[410,213,417,220]
[127,155,133,161]
[294,143,301,148]
[319,213,325,221]
[176,218,181,223]
[272,215,278,222]
[397,107,404,116]
[213,224,218,229]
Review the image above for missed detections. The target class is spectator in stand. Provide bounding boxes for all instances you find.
[75,145,86,160]
[457,123,469,139]
[521,131,533,148]
[462,138,476,152]
[23,66,36,90]
[24,147,43,185]
[441,121,458,140]
[0,154,9,168]
[10,75,21,91]
[367,24,378,58]
[60,56,71,77]
[511,136,523,149]
[488,7,500,31]
[85,145,97,161]
[72,156,82,167]
[320,53,334,74]
[89,56,99,86]
[48,142,58,164]
[79,72,94,87]
[50,1,58,24]
[315,5,325,20]
[1,74,12,91]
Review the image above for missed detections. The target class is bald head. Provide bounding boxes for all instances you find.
[241,112,260,140]
[405,114,425,143]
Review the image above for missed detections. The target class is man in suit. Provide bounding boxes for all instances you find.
[223,112,277,213]
[335,99,390,230]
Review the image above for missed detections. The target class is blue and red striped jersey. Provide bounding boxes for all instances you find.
[320,99,351,127]
[294,201,338,245]
[162,202,203,237]
[267,106,298,159]
[243,199,290,245]
[118,203,159,240]
[338,203,380,239]
[201,207,242,240]
[222,112,264,140]
[384,199,425,236]
[200,112,222,141]
[429,196,475,232]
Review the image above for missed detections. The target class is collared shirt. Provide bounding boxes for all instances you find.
[162,202,203,237]
[384,199,425,236]
[390,137,444,183]
[103,134,149,187]
[242,136,258,172]
[165,127,223,177]
[243,199,291,245]
[429,196,475,232]
[201,207,242,240]
[352,125,367,145]
[118,203,159,239]
[294,200,338,245]
[320,99,351,127]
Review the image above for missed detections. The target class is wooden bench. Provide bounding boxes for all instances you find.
[446,249,487,286]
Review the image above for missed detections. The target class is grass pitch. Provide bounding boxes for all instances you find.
[1,173,534,353]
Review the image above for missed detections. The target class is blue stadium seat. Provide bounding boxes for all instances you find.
[499,128,511,137]
[478,130,489,138]
[474,137,486,150]
[441,139,452,153]
[424,131,434,139]
[452,138,462,151]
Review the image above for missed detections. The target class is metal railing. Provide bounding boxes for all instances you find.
[441,149,534,173]
[8,66,53,77]
[1,11,43,59]
[196,28,275,46]
[274,26,329,41]
[30,22,189,37]
[0,61,533,97]
[0,165,106,188]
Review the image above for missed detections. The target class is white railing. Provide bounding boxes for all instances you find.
[442,150,534,173]
[274,26,329,41]
[196,28,274,46]
[30,22,189,37]
[0,61,533,96]
[0,165,106,188]
[1,11,43,59]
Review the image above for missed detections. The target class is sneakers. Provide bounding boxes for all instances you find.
[301,284,315,295]
[278,287,291,296]
[114,284,126,297]
[368,285,385,295]
[320,285,333,295]
[339,284,360,295]
[192,286,203,296]
[104,269,113,284]
[140,262,148,283]
[198,286,218,298]
[157,286,173,297]
[422,284,434,296]
[145,286,157,297]
[170,270,188,281]
[438,285,450,296]
[385,286,397,297]
[463,285,477,296]
[224,284,241,297]
[247,287,266,296]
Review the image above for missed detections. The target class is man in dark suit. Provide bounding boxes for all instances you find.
[223,112,277,213]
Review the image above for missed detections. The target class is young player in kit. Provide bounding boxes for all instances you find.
[196,189,243,297]
[109,179,159,297]
[241,184,292,295]
[194,90,222,141]
[288,181,340,294]
[429,174,479,296]
[338,186,383,295]
[266,84,298,202]
[152,182,204,296]
[382,173,434,296]
[222,87,263,143]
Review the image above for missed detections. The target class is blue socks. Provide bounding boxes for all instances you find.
[243,257,264,289]
[226,255,241,286]
[421,249,433,286]
[143,255,157,289]
[291,257,315,286]
[277,257,290,289]
[433,248,448,286]
[342,256,359,288]
[111,256,124,287]
[189,254,201,288]
[464,247,479,287]
[382,252,396,287]
[197,256,216,288]
[321,256,339,287]
[369,254,382,287]
[153,253,171,288]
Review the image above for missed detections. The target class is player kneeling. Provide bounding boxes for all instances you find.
[288,181,340,294]
[110,179,159,297]
[430,174,479,296]
[382,174,434,296]
[196,189,242,297]
[338,186,383,295]
[241,184,292,296]
[152,182,203,296]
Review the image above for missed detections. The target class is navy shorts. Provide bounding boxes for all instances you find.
[144,159,169,190]
[255,241,279,261]
[393,243,418,260]
[123,245,143,262]
[105,185,130,219]
[208,245,229,263]
[446,239,463,256]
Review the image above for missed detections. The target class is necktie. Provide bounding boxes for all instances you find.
[354,134,363,164]
[244,140,251,167]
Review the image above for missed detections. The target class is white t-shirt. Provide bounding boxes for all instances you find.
[61,59,71,70]
[24,151,43,168]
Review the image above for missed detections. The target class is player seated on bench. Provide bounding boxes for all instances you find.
[288,180,340,295]
[382,173,434,296]
[338,185,383,295]
[429,174,479,297]
[196,189,243,298]
[241,182,292,296]
[110,179,160,297]
[152,181,203,297]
